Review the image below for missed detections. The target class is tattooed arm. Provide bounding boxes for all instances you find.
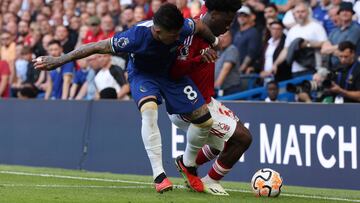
[33,39,112,71]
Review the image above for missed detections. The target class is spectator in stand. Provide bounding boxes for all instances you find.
[281,0,300,29]
[326,42,360,103]
[260,21,290,82]
[265,3,280,21]
[86,1,97,16]
[5,21,18,39]
[321,2,360,70]
[39,20,53,36]
[214,31,243,96]
[118,6,136,32]
[1,30,16,84]
[245,0,268,33]
[263,3,280,43]
[47,40,75,100]
[134,6,146,23]
[190,0,202,18]
[17,20,32,46]
[3,12,18,25]
[77,54,102,100]
[134,0,150,14]
[108,0,121,25]
[94,54,130,100]
[147,0,163,20]
[69,16,82,33]
[21,10,32,23]
[55,25,77,54]
[100,14,115,40]
[355,0,360,24]
[50,10,64,27]
[300,41,360,103]
[264,80,279,102]
[327,5,340,27]
[80,12,90,26]
[0,59,11,98]
[69,58,90,100]
[270,0,295,16]
[82,16,102,44]
[272,1,327,77]
[13,44,27,90]
[233,6,262,74]
[312,0,337,34]
[177,0,191,18]
[22,46,40,86]
[96,1,109,17]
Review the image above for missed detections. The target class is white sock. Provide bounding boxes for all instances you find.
[183,124,210,167]
[141,109,164,180]
[202,174,218,183]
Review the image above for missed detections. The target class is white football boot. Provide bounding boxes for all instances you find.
[201,175,229,196]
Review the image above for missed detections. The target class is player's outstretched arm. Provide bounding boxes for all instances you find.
[33,39,112,71]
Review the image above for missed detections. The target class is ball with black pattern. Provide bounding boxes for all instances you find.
[250,168,283,197]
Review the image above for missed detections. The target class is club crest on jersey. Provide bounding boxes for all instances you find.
[178,46,189,60]
[115,37,129,48]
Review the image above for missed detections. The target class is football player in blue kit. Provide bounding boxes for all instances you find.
[33,3,219,193]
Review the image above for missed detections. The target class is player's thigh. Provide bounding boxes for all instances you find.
[168,114,190,133]
[159,77,205,115]
[129,74,163,108]
[208,98,239,142]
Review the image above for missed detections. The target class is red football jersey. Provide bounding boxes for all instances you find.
[171,7,214,103]
[171,35,214,104]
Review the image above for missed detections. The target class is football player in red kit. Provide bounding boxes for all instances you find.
[170,0,252,196]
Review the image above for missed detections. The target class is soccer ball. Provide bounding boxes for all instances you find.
[251,168,283,197]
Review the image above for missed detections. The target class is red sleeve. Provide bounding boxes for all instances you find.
[0,61,10,75]
[170,55,203,80]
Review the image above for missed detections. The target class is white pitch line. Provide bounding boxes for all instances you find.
[0,170,153,185]
[1,170,360,202]
[0,183,150,189]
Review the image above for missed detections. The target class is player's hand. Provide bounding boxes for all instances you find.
[32,56,61,71]
[200,48,218,63]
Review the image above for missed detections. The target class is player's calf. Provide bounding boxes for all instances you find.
[202,121,252,195]
[139,98,173,193]
[195,144,220,165]
[181,104,213,167]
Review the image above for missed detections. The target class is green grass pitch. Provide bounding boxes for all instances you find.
[0,164,359,203]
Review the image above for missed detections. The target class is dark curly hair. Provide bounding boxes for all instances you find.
[205,0,243,13]
[153,3,184,31]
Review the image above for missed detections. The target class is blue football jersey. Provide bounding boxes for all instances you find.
[110,19,196,76]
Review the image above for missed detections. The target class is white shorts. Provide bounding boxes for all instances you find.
[169,98,239,151]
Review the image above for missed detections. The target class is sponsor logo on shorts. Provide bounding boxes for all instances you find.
[218,122,230,132]
[139,85,147,93]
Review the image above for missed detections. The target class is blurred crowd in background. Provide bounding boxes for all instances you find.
[0,0,359,103]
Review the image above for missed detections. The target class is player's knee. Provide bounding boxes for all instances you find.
[192,113,213,129]
[139,98,158,112]
[231,122,252,149]
[189,105,213,128]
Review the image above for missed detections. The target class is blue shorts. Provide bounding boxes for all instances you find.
[129,72,205,114]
